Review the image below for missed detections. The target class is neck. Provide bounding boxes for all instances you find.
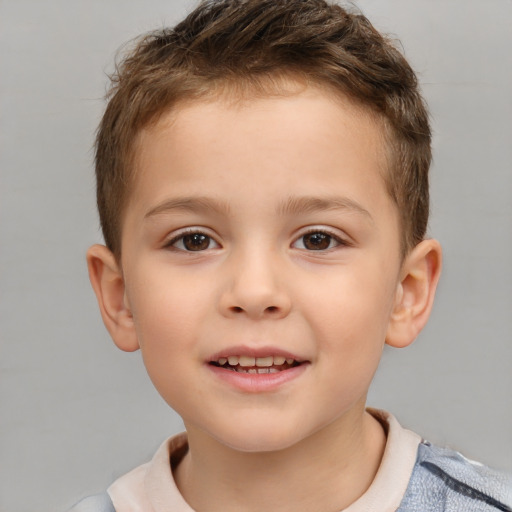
[175,408,386,512]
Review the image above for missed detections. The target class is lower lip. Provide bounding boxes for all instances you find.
[207,363,309,393]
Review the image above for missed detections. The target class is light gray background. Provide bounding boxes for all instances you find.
[1,1,511,511]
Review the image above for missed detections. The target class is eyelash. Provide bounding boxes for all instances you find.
[164,229,220,252]
[293,229,349,251]
[164,227,349,253]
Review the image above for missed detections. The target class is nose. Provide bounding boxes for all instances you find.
[218,250,292,320]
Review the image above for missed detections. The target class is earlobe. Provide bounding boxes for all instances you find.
[386,239,442,349]
[86,244,140,352]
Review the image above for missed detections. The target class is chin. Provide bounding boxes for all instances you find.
[211,423,311,454]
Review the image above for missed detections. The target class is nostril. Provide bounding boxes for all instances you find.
[229,305,279,314]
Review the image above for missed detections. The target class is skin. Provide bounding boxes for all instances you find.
[88,85,442,512]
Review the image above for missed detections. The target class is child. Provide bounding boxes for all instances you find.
[73,0,512,510]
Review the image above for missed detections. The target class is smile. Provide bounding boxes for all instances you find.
[209,355,301,374]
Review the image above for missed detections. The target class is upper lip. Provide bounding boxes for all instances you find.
[208,345,307,363]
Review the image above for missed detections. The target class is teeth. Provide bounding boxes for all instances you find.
[255,356,273,367]
[230,366,291,374]
[217,355,297,367]
[239,355,256,367]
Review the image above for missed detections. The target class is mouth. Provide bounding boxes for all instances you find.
[209,355,302,374]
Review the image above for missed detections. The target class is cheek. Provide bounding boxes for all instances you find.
[302,266,397,375]
[307,267,397,333]
[127,279,206,406]
[126,267,211,352]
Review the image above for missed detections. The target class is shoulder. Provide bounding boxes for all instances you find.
[66,493,116,512]
[398,441,512,512]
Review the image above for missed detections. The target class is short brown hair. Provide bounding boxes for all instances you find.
[95,0,431,259]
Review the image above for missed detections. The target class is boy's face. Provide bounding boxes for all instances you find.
[119,87,404,452]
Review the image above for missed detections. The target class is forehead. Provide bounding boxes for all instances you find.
[128,85,393,220]
[138,85,387,168]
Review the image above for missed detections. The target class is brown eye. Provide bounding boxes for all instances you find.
[301,232,333,250]
[182,233,211,251]
[170,232,219,251]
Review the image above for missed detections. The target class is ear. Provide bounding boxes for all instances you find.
[386,239,442,348]
[86,244,140,352]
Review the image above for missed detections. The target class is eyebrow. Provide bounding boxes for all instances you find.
[144,196,232,219]
[277,196,373,222]
[144,195,372,221]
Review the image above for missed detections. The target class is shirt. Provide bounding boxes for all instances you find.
[68,410,512,512]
